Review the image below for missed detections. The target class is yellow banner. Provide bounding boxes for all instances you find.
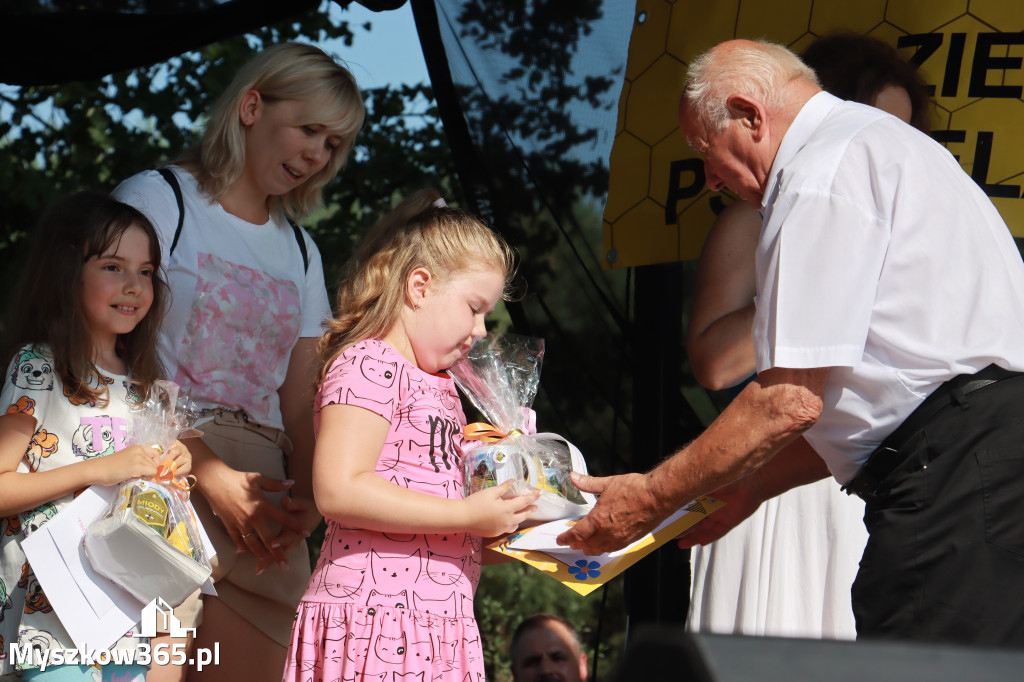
[602,0,1024,268]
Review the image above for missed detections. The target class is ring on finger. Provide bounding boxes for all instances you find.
[242,531,256,540]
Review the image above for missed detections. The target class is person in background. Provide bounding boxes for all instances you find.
[511,613,588,682]
[685,32,932,640]
[112,42,364,681]
[0,192,190,681]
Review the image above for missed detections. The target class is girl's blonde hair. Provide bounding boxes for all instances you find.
[180,42,364,219]
[2,192,168,406]
[317,189,518,388]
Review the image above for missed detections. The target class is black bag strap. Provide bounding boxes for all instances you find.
[288,218,310,274]
[157,167,309,273]
[156,167,185,256]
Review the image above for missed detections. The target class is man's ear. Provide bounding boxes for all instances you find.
[239,89,263,127]
[726,93,767,142]
[579,651,589,680]
[407,267,432,307]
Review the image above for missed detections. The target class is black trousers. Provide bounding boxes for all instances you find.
[852,372,1024,647]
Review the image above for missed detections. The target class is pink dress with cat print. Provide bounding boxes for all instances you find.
[282,339,485,682]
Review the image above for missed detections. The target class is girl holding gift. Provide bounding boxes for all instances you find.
[282,190,539,682]
[113,42,364,680]
[0,192,191,681]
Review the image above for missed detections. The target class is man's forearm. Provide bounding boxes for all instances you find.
[648,366,829,509]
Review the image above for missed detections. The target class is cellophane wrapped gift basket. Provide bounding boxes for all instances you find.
[449,334,596,521]
[84,380,211,606]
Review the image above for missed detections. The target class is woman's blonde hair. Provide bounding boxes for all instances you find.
[181,42,364,219]
[317,189,518,388]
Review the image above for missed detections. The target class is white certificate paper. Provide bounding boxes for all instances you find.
[22,484,216,651]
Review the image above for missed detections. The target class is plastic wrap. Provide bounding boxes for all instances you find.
[84,380,211,606]
[449,334,596,521]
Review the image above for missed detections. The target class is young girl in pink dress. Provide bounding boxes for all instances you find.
[282,189,539,681]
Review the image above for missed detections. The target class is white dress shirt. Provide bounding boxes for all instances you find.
[752,92,1024,482]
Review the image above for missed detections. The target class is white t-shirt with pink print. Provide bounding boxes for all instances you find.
[113,166,332,430]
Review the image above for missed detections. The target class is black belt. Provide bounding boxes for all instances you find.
[842,364,1024,500]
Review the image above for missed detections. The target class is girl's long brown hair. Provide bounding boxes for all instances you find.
[2,192,168,405]
[316,189,517,389]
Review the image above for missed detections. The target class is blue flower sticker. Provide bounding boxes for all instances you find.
[568,559,602,581]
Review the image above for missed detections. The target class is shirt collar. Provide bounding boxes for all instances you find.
[761,91,841,211]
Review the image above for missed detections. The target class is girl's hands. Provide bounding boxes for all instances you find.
[461,481,540,537]
[90,443,161,486]
[90,441,192,487]
[161,440,192,477]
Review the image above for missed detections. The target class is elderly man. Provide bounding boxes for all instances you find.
[510,614,588,682]
[557,38,1024,646]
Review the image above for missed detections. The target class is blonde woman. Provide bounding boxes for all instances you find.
[113,42,364,681]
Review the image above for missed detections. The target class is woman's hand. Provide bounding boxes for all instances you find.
[253,495,322,574]
[90,443,160,486]
[198,463,310,565]
[461,481,540,538]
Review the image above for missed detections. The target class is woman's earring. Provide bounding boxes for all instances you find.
[413,300,421,310]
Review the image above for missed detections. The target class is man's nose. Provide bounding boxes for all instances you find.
[704,166,725,191]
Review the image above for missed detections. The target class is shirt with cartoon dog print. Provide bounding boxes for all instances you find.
[0,344,146,674]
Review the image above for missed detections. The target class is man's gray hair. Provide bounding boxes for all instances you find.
[684,39,819,132]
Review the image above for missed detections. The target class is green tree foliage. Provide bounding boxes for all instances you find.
[312,80,465,288]
[439,0,635,476]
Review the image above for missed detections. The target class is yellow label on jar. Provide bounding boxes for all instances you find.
[132,489,169,534]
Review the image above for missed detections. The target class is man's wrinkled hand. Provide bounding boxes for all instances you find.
[555,472,668,555]
[676,477,762,549]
